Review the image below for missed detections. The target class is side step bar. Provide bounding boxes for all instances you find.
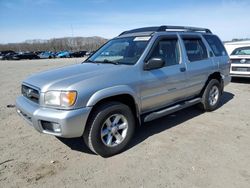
[144,98,201,122]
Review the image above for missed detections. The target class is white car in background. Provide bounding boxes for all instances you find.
[224,41,250,78]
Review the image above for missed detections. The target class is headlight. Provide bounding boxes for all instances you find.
[44,91,77,107]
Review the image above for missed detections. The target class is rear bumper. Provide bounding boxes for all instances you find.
[16,96,91,138]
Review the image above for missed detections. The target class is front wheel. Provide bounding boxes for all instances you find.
[83,102,135,157]
[200,79,222,111]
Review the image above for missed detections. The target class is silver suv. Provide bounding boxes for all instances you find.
[16,26,231,157]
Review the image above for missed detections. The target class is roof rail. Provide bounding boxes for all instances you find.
[119,25,212,36]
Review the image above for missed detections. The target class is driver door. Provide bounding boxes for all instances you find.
[140,35,188,113]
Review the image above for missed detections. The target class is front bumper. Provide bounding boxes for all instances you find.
[16,96,92,138]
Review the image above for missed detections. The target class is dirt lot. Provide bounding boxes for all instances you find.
[0,58,249,188]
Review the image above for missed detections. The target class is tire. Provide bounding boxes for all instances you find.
[200,79,222,111]
[83,102,135,157]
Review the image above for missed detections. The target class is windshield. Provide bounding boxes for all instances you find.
[231,46,250,55]
[86,36,150,65]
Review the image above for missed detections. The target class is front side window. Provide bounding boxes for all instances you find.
[148,38,180,66]
[183,38,208,62]
[231,47,250,55]
[87,37,150,65]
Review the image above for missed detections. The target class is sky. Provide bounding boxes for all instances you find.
[0,0,250,43]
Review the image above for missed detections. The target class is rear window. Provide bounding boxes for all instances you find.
[203,35,227,57]
[183,38,208,62]
[231,47,250,55]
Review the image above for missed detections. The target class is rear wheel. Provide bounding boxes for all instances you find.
[200,79,222,111]
[83,102,135,157]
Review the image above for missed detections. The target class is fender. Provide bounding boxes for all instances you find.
[86,85,141,111]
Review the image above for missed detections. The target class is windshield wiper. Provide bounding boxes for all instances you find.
[83,60,97,64]
[84,59,127,65]
[100,59,119,65]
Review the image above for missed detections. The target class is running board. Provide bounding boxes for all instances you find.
[143,98,201,122]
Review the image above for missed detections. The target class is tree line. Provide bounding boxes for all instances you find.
[0,36,108,52]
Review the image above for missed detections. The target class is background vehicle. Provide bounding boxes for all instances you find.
[12,52,40,60]
[0,50,15,59]
[38,51,55,59]
[224,40,250,55]
[225,41,250,78]
[85,51,95,56]
[16,26,230,157]
[1,52,18,60]
[56,51,71,58]
[34,51,45,55]
[70,51,87,57]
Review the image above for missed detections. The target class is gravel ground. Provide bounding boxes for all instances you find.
[0,58,250,188]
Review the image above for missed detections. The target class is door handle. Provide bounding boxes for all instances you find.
[180,67,186,72]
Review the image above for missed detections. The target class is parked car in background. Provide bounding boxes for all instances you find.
[38,51,55,59]
[0,50,15,59]
[35,51,45,55]
[85,51,95,56]
[225,41,250,78]
[70,51,87,58]
[56,51,71,58]
[1,52,18,60]
[224,40,250,55]
[16,25,230,157]
[11,52,40,60]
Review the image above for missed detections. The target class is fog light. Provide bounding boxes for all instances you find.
[52,123,61,133]
[41,121,61,133]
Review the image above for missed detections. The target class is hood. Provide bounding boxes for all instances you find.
[23,63,127,92]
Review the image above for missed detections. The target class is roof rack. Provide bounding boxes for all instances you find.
[119,25,212,36]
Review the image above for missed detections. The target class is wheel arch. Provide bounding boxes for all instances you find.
[200,72,223,96]
[86,86,141,125]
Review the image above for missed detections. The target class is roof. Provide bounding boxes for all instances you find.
[119,25,212,36]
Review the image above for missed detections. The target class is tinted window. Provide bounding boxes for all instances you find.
[149,38,180,66]
[231,47,250,55]
[183,38,208,62]
[204,35,227,56]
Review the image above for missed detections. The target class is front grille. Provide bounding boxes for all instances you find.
[231,67,250,72]
[231,59,250,64]
[21,84,40,103]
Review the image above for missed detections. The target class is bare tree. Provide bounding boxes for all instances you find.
[0,37,108,52]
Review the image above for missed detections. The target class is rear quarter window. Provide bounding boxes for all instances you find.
[203,35,227,57]
[182,38,208,62]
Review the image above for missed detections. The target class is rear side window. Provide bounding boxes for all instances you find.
[183,38,208,62]
[203,35,227,56]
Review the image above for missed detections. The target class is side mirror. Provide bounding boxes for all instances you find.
[144,58,165,70]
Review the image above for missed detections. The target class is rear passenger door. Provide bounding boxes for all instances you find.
[181,35,213,97]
